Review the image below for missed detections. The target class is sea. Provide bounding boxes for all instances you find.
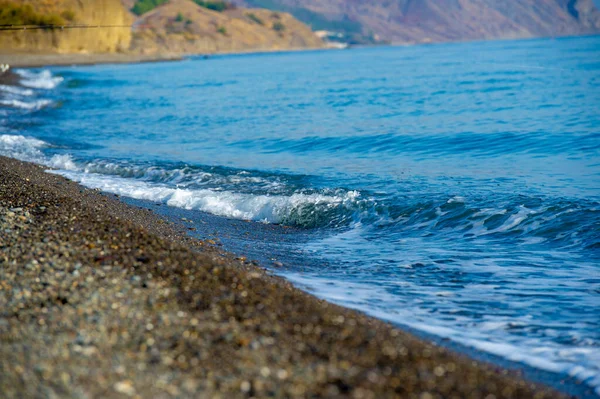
[1,36,599,397]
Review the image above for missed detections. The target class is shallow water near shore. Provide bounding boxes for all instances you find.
[1,36,599,395]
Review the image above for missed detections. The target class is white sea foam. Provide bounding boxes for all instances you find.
[15,69,63,90]
[447,195,466,203]
[492,206,535,233]
[0,134,77,171]
[0,134,48,162]
[0,99,52,110]
[0,133,357,226]
[0,134,47,149]
[81,161,284,189]
[284,272,600,396]
[48,154,78,171]
[0,84,34,96]
[53,170,358,225]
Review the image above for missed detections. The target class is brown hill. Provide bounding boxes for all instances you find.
[129,0,324,55]
[0,0,323,57]
[234,0,600,44]
[0,0,132,54]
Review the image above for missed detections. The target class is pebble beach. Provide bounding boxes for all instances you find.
[0,156,570,398]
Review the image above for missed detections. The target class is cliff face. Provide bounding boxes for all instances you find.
[129,0,324,55]
[234,0,600,44]
[1,0,133,53]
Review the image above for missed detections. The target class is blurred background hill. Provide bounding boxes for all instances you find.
[128,0,324,55]
[0,0,325,57]
[0,0,599,57]
[232,0,600,45]
[0,0,133,53]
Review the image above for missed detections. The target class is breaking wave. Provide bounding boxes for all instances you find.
[0,134,77,170]
[0,70,61,113]
[1,133,598,243]
[0,99,53,110]
[79,159,287,193]
[55,170,362,227]
[0,84,34,96]
[0,134,364,227]
[15,69,64,90]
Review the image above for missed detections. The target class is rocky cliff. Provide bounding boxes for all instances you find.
[0,0,133,53]
[234,0,600,44]
[129,0,324,55]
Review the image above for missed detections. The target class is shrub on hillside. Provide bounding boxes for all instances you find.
[272,21,285,32]
[246,13,264,25]
[193,1,234,12]
[61,10,76,22]
[0,1,68,26]
[131,0,168,16]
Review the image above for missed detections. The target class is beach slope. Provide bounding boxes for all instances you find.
[0,156,565,398]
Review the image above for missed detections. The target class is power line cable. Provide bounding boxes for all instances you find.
[0,24,131,31]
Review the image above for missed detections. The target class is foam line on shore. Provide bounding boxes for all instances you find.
[15,69,63,90]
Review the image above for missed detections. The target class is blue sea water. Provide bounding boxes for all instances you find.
[1,36,599,395]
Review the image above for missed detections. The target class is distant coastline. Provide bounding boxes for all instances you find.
[4,32,600,69]
[0,52,182,69]
[2,0,599,69]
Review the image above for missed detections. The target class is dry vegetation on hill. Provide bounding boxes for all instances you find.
[0,1,73,26]
[129,0,323,55]
[0,0,132,54]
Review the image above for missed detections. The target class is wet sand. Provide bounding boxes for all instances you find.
[0,52,182,68]
[0,155,571,398]
[0,48,329,69]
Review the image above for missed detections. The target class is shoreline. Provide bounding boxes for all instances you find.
[123,195,599,399]
[2,32,599,69]
[0,156,573,398]
[0,45,331,68]
[4,32,600,69]
[0,52,184,69]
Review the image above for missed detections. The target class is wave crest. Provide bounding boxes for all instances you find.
[0,99,52,110]
[16,69,63,90]
[0,84,34,96]
[54,170,362,227]
[0,134,77,171]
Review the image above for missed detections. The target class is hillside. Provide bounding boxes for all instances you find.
[0,0,133,53]
[128,0,324,55]
[0,0,323,57]
[232,0,600,44]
